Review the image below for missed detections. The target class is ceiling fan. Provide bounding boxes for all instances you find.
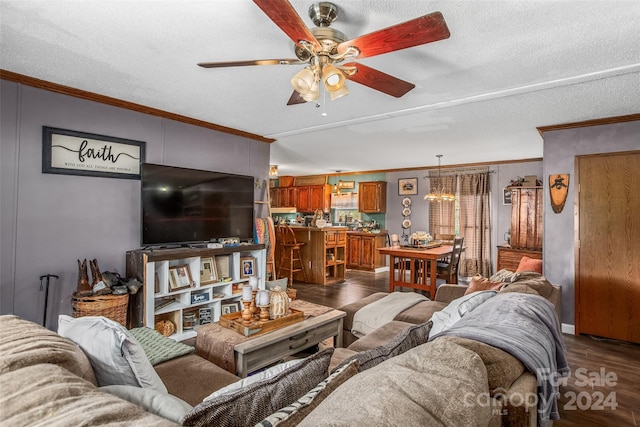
[198,0,450,105]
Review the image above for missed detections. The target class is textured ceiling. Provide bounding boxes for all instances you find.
[1,0,639,176]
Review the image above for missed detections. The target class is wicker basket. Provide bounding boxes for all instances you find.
[71,293,129,326]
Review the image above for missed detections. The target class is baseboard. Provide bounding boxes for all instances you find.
[561,323,575,335]
[374,266,390,274]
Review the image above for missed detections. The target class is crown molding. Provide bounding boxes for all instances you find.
[0,69,275,144]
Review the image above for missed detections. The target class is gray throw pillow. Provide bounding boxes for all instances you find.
[100,385,193,423]
[181,348,334,427]
[256,359,359,427]
[332,321,431,374]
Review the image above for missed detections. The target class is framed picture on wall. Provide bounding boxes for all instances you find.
[398,178,418,195]
[503,188,513,205]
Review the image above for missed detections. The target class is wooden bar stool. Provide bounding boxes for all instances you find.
[276,225,308,285]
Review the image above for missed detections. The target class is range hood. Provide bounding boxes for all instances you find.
[271,207,297,214]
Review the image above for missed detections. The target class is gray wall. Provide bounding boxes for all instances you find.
[542,120,640,325]
[386,160,543,270]
[0,81,270,329]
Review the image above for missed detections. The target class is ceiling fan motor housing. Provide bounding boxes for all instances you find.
[309,2,338,27]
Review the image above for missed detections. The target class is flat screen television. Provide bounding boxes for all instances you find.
[141,163,254,246]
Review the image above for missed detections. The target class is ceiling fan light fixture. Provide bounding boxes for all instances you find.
[322,64,345,91]
[329,84,349,101]
[302,80,319,101]
[291,67,316,94]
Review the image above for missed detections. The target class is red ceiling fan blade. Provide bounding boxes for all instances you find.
[287,91,307,106]
[342,62,415,98]
[253,0,321,51]
[337,11,450,59]
[198,59,304,68]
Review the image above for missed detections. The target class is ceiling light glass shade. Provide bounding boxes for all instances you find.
[291,68,316,94]
[329,84,349,101]
[424,189,456,202]
[323,65,346,91]
[424,154,456,203]
[302,81,319,102]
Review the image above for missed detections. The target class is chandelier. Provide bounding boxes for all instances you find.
[424,155,455,202]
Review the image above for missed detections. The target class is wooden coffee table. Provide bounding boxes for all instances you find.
[196,303,345,378]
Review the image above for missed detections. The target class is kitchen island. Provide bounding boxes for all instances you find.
[277,226,347,285]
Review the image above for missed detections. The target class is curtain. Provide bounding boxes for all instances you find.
[458,172,492,277]
[428,175,457,236]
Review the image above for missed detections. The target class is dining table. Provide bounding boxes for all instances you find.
[377,244,454,298]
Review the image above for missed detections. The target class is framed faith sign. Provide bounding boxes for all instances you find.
[42,126,145,180]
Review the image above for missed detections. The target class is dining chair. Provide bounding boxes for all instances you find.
[436,237,464,284]
[434,233,455,244]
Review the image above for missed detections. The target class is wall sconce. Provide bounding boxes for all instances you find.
[269,165,278,178]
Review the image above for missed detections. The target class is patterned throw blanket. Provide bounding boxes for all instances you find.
[130,327,194,366]
[352,292,428,338]
[429,292,569,425]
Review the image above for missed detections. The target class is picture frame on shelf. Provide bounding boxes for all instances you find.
[168,264,193,291]
[198,307,212,325]
[503,188,513,205]
[191,291,210,304]
[200,257,218,284]
[398,178,418,195]
[215,255,231,279]
[240,256,256,278]
[221,301,241,315]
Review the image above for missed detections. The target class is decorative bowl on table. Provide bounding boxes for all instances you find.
[411,231,433,247]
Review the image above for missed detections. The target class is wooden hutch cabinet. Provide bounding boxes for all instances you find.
[497,186,543,271]
[358,181,387,213]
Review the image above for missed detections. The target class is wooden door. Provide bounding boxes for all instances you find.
[347,235,362,268]
[361,236,375,269]
[577,151,640,343]
[359,182,387,213]
[308,185,326,211]
[297,186,310,212]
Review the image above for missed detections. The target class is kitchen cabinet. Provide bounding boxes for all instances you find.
[296,184,331,213]
[359,181,387,213]
[270,187,297,208]
[347,231,388,271]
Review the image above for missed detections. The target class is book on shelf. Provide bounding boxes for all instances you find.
[155,297,176,311]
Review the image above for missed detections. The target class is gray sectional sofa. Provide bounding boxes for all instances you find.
[1,271,566,427]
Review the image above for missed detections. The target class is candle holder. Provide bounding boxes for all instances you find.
[241,300,253,326]
[257,305,270,322]
[250,290,258,317]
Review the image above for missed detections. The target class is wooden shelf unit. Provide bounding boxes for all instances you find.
[126,245,266,341]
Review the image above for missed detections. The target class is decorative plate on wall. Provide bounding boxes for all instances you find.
[402,207,411,217]
[402,219,412,229]
[402,197,412,207]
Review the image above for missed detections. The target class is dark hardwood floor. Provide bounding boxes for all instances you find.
[292,271,640,426]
